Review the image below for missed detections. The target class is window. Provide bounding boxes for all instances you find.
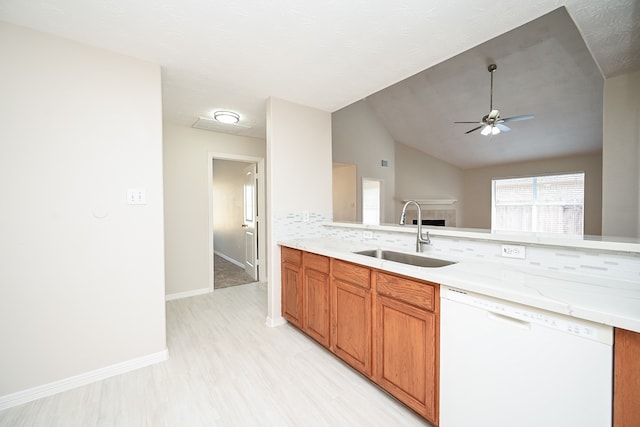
[491,172,585,235]
[243,171,254,224]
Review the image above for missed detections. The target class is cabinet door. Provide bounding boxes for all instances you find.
[331,278,372,376]
[304,267,331,347]
[281,261,302,328]
[614,328,640,427]
[375,294,438,423]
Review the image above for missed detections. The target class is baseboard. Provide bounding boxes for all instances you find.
[0,349,168,411]
[165,287,211,301]
[214,251,245,269]
[265,315,287,328]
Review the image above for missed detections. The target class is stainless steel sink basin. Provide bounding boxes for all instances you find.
[354,249,456,268]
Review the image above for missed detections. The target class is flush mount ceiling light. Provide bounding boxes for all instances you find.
[213,110,240,124]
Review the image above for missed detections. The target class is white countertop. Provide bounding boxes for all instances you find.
[325,221,640,253]
[279,238,640,333]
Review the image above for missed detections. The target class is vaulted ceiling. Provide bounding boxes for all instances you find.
[364,7,605,169]
[1,0,638,168]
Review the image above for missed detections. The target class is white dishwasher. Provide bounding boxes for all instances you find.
[440,286,613,427]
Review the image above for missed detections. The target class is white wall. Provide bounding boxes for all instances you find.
[266,98,332,326]
[212,159,252,264]
[461,153,603,235]
[602,70,640,238]
[163,123,265,297]
[332,100,396,223]
[0,23,166,399]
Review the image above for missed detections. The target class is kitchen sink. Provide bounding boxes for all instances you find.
[353,249,456,268]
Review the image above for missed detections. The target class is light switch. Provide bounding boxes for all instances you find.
[127,188,146,205]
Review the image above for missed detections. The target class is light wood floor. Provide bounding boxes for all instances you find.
[0,282,431,426]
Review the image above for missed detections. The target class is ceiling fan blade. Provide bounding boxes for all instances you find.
[454,121,481,124]
[501,114,534,123]
[455,64,532,135]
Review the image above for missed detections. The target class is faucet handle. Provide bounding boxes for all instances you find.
[421,231,431,245]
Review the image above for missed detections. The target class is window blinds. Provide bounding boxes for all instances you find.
[492,173,584,235]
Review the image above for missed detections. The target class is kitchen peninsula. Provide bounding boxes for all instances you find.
[279,222,640,427]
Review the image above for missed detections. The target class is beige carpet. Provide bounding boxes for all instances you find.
[214,254,256,289]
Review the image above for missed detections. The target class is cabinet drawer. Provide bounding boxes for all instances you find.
[375,272,435,312]
[332,259,370,289]
[281,246,302,265]
[303,252,330,273]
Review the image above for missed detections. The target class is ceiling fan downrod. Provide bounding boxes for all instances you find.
[453,62,534,135]
[488,63,497,112]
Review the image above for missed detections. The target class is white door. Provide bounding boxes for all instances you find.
[362,178,382,225]
[243,164,258,281]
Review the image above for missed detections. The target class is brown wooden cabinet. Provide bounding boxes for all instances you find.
[302,252,331,347]
[614,327,640,427]
[280,247,439,425]
[281,247,303,328]
[282,246,629,427]
[331,259,372,376]
[374,271,439,425]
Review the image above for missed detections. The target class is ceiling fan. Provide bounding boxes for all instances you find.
[455,63,534,136]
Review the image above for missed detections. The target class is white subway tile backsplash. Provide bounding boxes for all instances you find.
[274,211,331,241]
[321,224,640,283]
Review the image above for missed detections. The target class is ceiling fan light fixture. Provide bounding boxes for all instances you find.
[213,110,240,124]
[455,63,534,135]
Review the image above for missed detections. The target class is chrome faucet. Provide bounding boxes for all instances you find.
[399,200,431,252]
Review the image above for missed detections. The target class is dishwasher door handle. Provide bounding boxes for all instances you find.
[487,311,531,330]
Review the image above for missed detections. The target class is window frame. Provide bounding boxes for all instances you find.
[491,171,585,236]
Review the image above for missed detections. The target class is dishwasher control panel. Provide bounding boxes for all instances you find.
[443,287,612,344]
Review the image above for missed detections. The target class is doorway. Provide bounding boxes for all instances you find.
[208,153,265,291]
[332,163,357,222]
[362,177,383,225]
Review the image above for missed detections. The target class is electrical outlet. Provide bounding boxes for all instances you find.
[302,211,310,222]
[501,244,526,259]
[363,230,373,239]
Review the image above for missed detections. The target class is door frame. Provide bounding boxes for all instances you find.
[208,152,266,292]
[361,176,384,225]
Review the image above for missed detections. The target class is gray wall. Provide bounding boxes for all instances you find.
[394,141,464,225]
[332,100,602,233]
[461,153,603,235]
[602,70,640,238]
[332,100,396,223]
